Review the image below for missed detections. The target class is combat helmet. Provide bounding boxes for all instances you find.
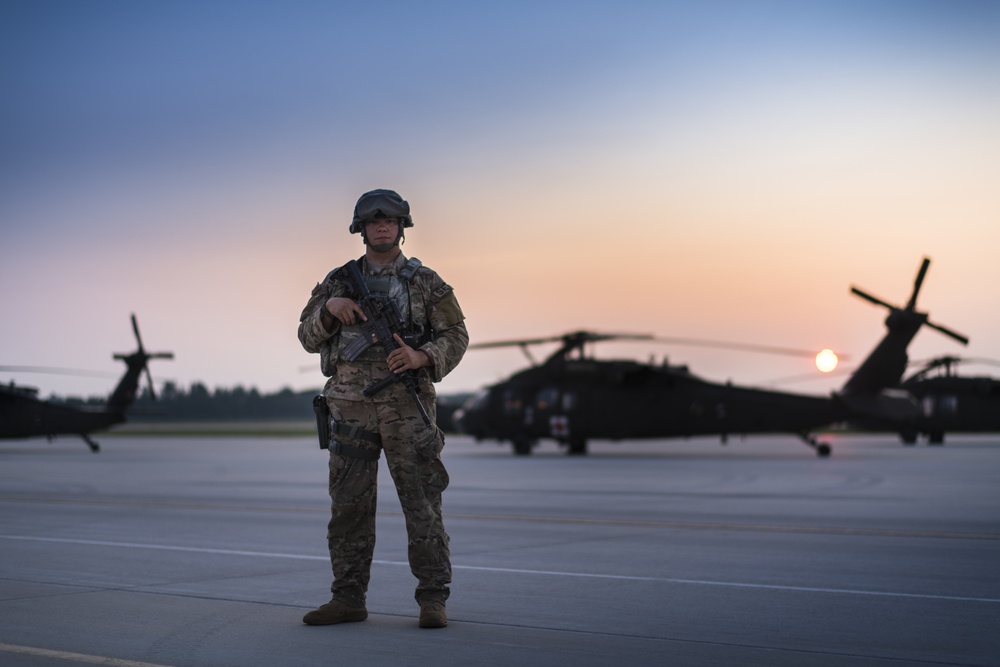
[350,189,413,234]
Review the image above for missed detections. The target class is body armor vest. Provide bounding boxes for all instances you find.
[338,259,426,363]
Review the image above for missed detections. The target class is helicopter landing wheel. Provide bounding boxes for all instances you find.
[799,432,831,458]
[512,437,533,456]
[567,437,587,456]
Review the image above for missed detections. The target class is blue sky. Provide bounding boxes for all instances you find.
[2,0,998,399]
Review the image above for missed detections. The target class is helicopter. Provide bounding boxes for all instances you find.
[453,257,968,457]
[453,331,845,456]
[0,314,173,452]
[835,258,998,445]
[854,355,1000,444]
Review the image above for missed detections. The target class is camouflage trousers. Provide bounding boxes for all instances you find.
[324,394,451,608]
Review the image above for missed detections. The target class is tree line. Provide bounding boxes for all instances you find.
[55,382,472,429]
[58,382,320,422]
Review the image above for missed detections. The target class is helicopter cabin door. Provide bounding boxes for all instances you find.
[532,386,582,442]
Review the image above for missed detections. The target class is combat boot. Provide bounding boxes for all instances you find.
[302,599,368,625]
[418,600,447,628]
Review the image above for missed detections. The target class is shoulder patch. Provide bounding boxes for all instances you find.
[431,283,454,301]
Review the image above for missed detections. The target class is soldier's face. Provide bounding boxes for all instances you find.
[365,217,400,247]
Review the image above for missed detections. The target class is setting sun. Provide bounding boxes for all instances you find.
[815,349,839,373]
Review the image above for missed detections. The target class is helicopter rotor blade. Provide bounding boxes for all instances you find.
[469,331,654,350]
[906,257,931,311]
[578,332,654,344]
[144,367,158,400]
[470,335,566,350]
[519,343,538,366]
[906,356,1000,383]
[952,357,1000,368]
[131,313,146,354]
[129,314,173,398]
[850,287,897,311]
[469,331,847,361]
[0,365,118,378]
[924,320,970,346]
[649,336,844,359]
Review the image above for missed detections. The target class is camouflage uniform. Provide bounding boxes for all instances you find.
[298,252,468,608]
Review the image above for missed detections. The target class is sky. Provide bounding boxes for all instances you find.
[2,0,999,401]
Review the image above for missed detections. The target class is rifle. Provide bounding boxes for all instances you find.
[339,259,431,426]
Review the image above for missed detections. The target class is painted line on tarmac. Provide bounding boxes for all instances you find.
[447,512,1000,541]
[3,496,998,541]
[4,534,999,605]
[0,642,176,667]
[0,534,322,560]
[452,564,1000,604]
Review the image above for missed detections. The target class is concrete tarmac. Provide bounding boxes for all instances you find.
[1,432,998,666]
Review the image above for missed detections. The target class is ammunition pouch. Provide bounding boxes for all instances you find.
[401,331,430,349]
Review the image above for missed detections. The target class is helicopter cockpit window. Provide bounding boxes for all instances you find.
[468,389,490,410]
[502,389,522,415]
[536,387,559,411]
[922,395,959,417]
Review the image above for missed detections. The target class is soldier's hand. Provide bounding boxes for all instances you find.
[388,333,430,372]
[324,297,367,326]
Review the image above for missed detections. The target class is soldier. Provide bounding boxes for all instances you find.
[298,189,469,629]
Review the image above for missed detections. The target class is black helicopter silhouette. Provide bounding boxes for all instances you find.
[836,257,978,442]
[860,355,1000,444]
[901,356,1000,443]
[0,314,173,452]
[453,257,968,457]
[841,257,968,393]
[454,331,843,456]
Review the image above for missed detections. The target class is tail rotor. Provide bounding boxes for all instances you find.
[112,314,173,404]
[843,257,967,394]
